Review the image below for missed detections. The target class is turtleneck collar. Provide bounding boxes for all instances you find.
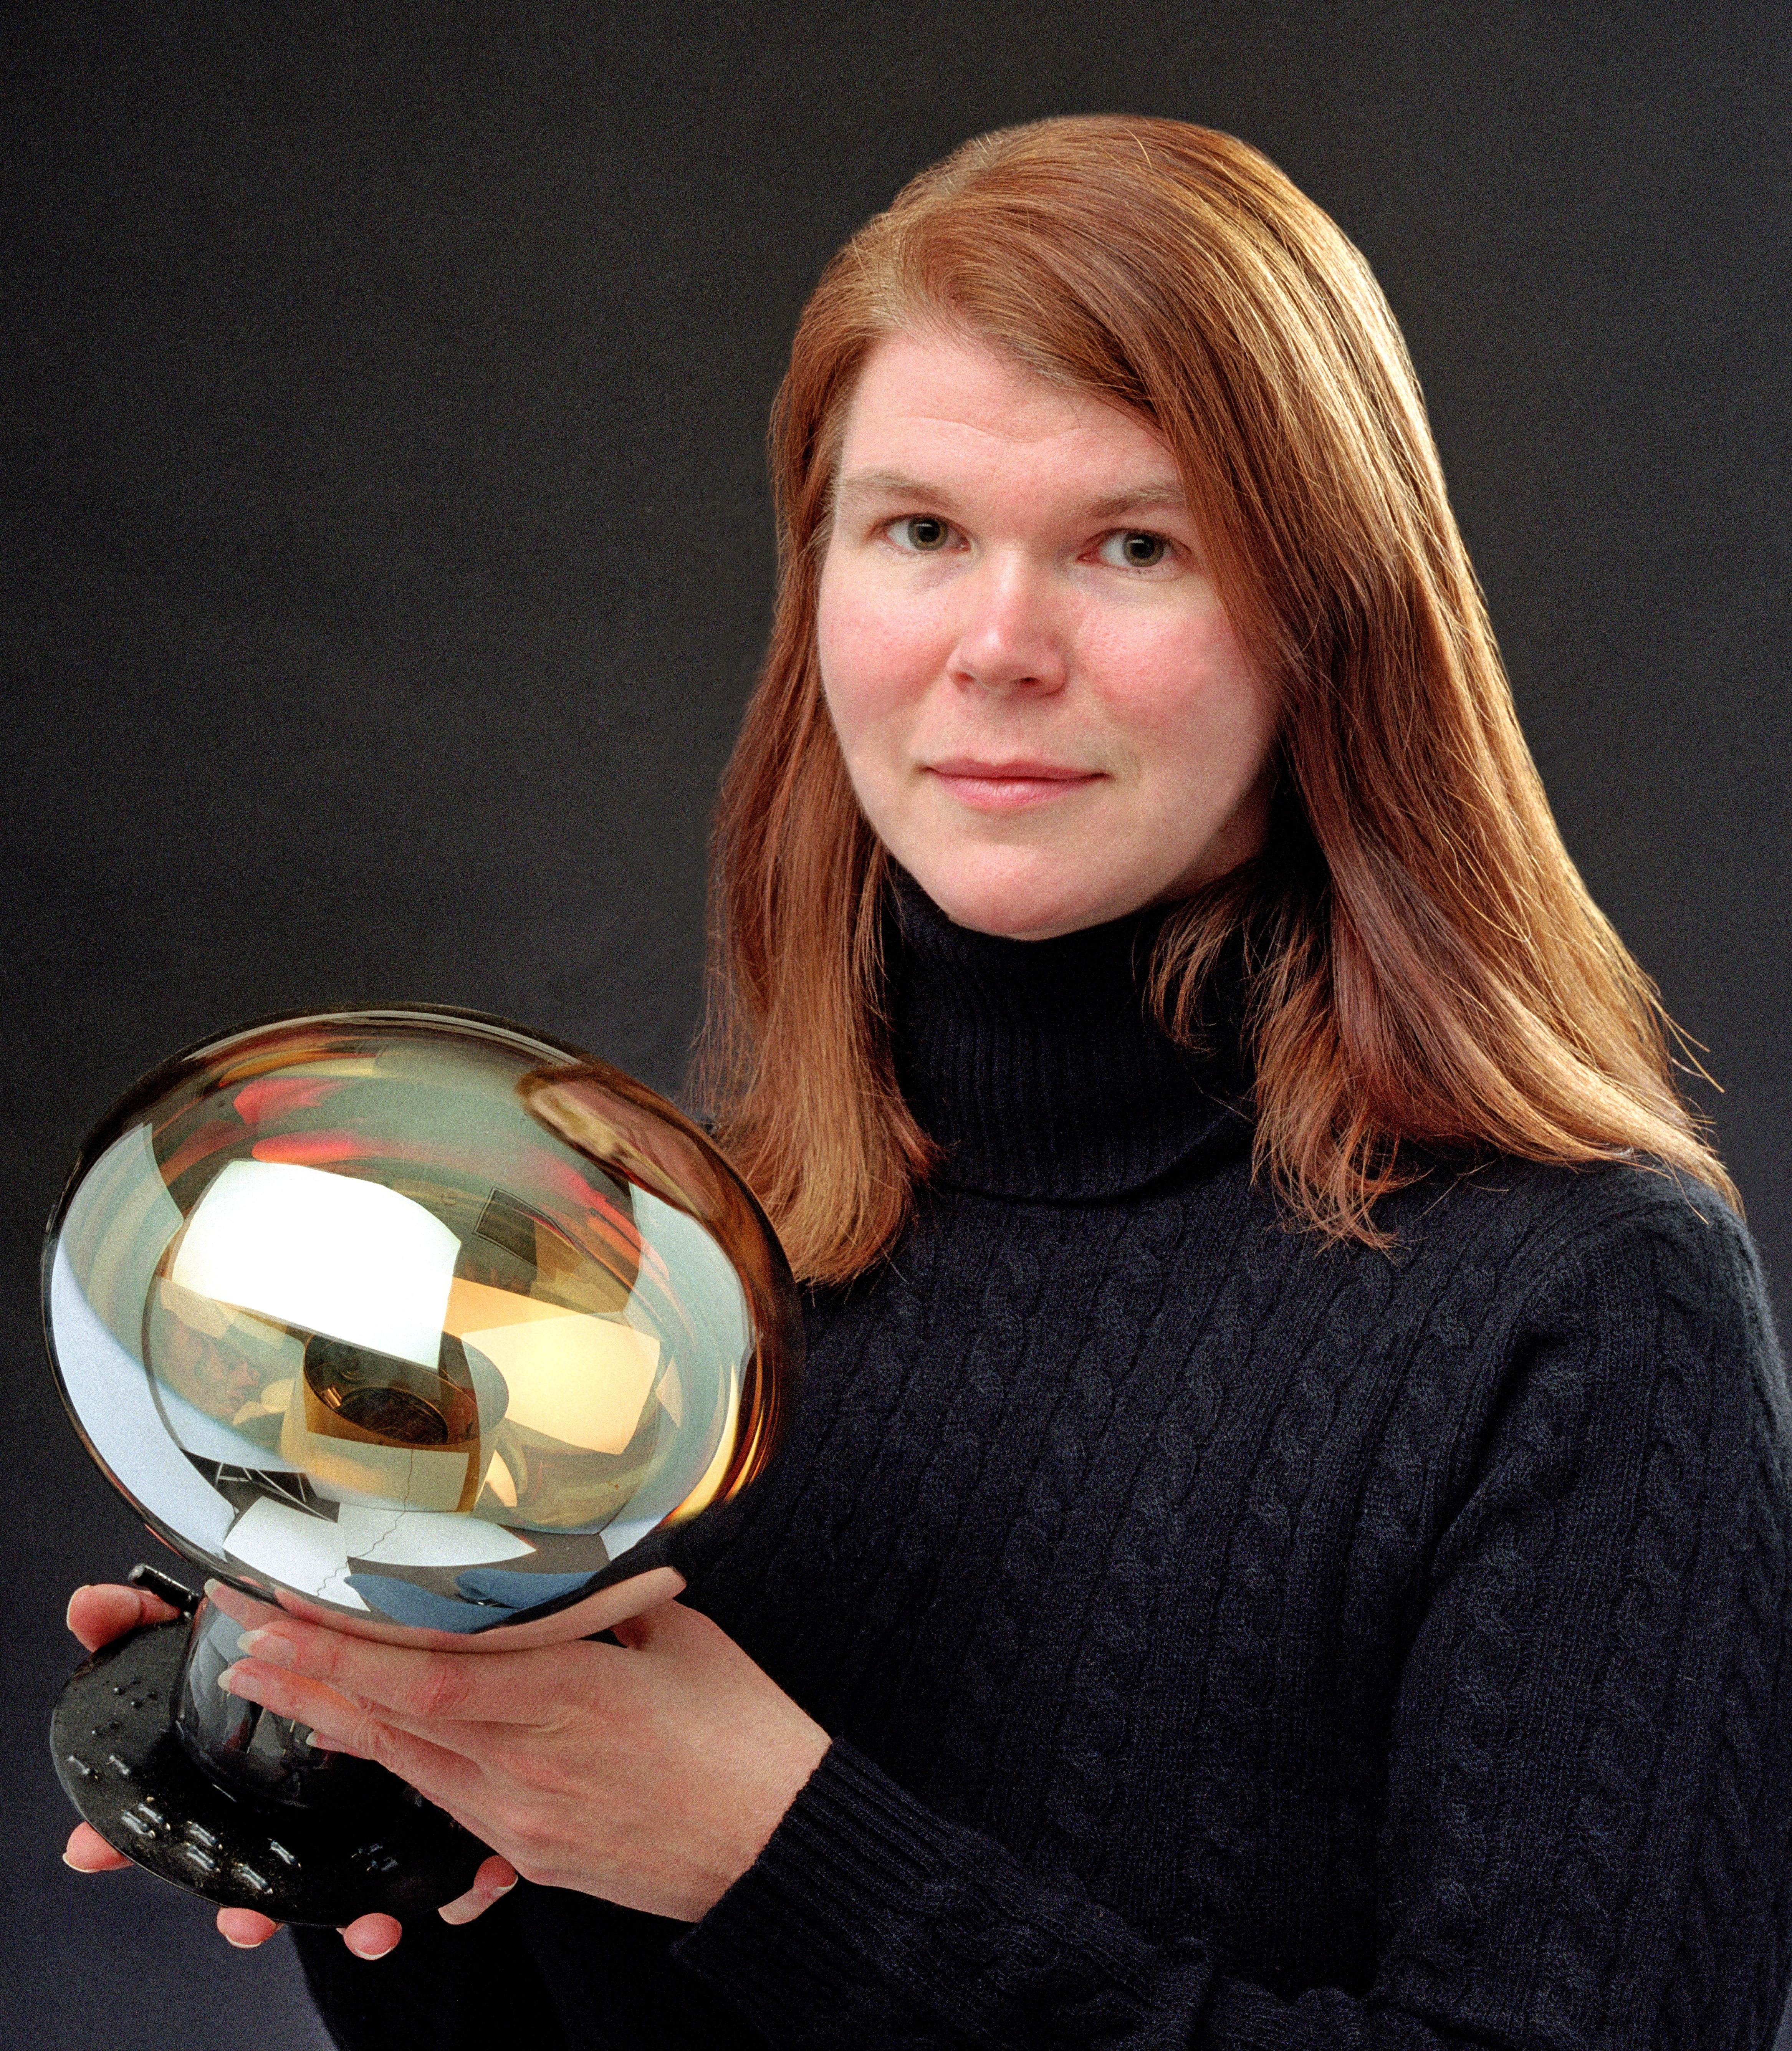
[885,867,1253,1202]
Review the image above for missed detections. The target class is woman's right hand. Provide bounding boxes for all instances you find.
[61,1582,516,1957]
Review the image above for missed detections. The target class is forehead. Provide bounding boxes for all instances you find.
[836,327,1178,489]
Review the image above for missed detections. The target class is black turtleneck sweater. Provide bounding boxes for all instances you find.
[298,881,1792,2049]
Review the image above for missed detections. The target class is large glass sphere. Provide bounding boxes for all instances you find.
[44,1006,801,1639]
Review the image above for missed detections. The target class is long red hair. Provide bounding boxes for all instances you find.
[697,115,1732,1284]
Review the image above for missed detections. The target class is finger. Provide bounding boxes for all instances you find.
[206,1578,364,1639]
[65,1583,181,1653]
[202,1579,284,1631]
[341,1914,402,1959]
[227,1615,566,1728]
[64,1821,131,1872]
[437,1855,519,1926]
[218,1657,488,1802]
[216,1906,283,1949]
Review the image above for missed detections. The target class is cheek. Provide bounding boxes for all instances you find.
[816,567,939,743]
[1095,608,1276,783]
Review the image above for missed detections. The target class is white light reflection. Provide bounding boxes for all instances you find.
[172,1160,458,1369]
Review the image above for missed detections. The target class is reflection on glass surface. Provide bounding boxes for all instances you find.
[45,1007,801,1636]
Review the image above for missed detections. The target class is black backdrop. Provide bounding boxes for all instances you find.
[3,5,1787,2045]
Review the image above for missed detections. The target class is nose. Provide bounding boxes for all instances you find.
[946,552,1069,695]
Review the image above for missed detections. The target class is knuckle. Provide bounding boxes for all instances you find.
[501,1808,559,1864]
[352,1711,398,1766]
[308,1633,346,1682]
[278,1624,336,1680]
[410,1658,472,1720]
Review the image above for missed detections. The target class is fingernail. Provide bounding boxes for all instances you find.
[64,1587,90,1630]
[238,1629,295,1667]
[352,1940,397,1960]
[491,1877,516,1897]
[217,1662,245,1695]
[222,1935,260,1950]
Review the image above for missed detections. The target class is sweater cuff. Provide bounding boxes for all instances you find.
[670,1740,959,2021]
[670,1739,1211,2047]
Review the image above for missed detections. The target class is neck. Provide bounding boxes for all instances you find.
[886,868,1251,1202]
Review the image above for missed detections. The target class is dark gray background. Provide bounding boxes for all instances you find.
[3,3,1787,2044]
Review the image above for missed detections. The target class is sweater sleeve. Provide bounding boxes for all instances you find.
[670,1197,1792,2049]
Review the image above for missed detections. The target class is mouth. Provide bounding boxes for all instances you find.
[925,759,1103,812]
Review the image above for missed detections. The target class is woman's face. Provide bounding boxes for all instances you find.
[816,327,1277,941]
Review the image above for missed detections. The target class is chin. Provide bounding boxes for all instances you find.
[904,857,1122,943]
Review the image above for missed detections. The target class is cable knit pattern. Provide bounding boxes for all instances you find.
[296,885,1792,2051]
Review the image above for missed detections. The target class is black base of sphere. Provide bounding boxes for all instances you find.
[53,1619,489,1924]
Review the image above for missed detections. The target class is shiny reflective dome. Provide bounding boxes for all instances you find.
[44,1007,801,1638]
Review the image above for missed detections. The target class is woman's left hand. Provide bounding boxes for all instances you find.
[204,1583,831,1924]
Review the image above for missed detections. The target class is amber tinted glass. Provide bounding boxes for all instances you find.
[45,1008,801,1635]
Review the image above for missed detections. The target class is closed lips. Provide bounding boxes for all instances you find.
[925,761,1102,809]
[928,759,1096,779]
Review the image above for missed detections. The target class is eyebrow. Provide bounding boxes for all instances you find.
[834,468,1190,522]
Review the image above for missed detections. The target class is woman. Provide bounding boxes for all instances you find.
[67,117,1792,2047]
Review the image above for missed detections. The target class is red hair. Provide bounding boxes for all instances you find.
[697,115,1732,1283]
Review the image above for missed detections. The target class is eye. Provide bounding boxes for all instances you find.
[889,514,953,553]
[1096,529,1172,570]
